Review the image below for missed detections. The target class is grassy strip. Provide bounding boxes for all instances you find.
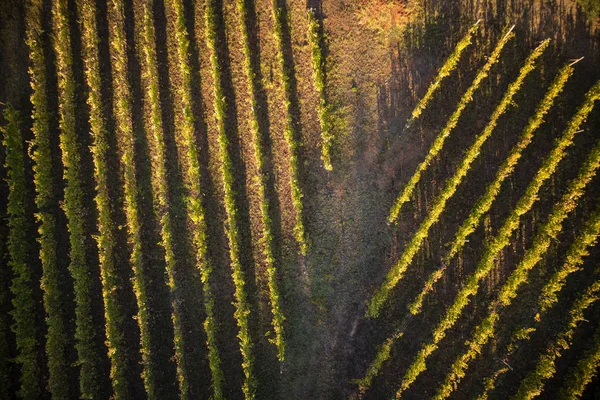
[271,0,307,255]
[204,0,255,397]
[388,26,514,223]
[512,279,600,399]
[558,321,600,399]
[356,331,404,396]
[406,19,480,126]
[81,0,132,396]
[236,0,286,361]
[474,199,600,400]
[367,40,549,319]
[431,133,600,400]
[52,0,107,396]
[307,8,333,171]
[26,0,73,396]
[137,2,190,397]
[168,0,227,397]
[408,64,574,315]
[2,105,43,398]
[395,79,600,398]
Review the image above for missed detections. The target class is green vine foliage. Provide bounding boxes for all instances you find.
[539,202,600,314]
[52,0,108,396]
[137,1,187,398]
[168,0,230,397]
[512,280,600,400]
[3,104,44,399]
[26,0,74,397]
[81,0,137,396]
[205,0,255,397]
[236,0,286,362]
[432,129,600,400]
[0,166,9,400]
[408,63,574,316]
[406,19,480,125]
[368,39,548,319]
[356,331,404,396]
[388,26,515,224]
[395,76,600,398]
[475,199,600,400]
[558,321,600,399]
[271,0,307,255]
[307,8,334,171]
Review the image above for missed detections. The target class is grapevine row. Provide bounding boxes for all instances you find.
[475,367,510,400]
[432,131,600,400]
[388,26,514,224]
[271,0,307,255]
[205,0,256,397]
[408,63,574,315]
[236,0,286,361]
[474,199,600,400]
[367,39,548,319]
[167,0,225,397]
[80,0,135,396]
[406,19,480,126]
[307,8,334,170]
[512,279,600,399]
[0,155,9,400]
[558,321,600,399]
[395,79,600,397]
[3,105,44,398]
[539,204,600,314]
[26,0,74,396]
[358,41,556,396]
[356,331,404,396]
[134,2,181,397]
[52,0,108,396]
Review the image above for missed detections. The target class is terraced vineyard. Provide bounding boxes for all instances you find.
[0,0,599,399]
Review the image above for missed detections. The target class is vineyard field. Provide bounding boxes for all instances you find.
[0,0,599,399]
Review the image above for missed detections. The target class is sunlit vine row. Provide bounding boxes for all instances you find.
[205,0,256,397]
[81,0,135,396]
[134,3,182,397]
[167,0,225,396]
[368,39,547,319]
[432,132,600,400]
[474,199,600,400]
[53,0,107,396]
[271,0,307,255]
[356,331,404,396]
[236,0,286,361]
[395,78,600,397]
[388,26,514,224]
[406,19,480,126]
[512,279,600,399]
[26,0,73,396]
[307,8,334,171]
[558,321,600,399]
[408,63,574,315]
